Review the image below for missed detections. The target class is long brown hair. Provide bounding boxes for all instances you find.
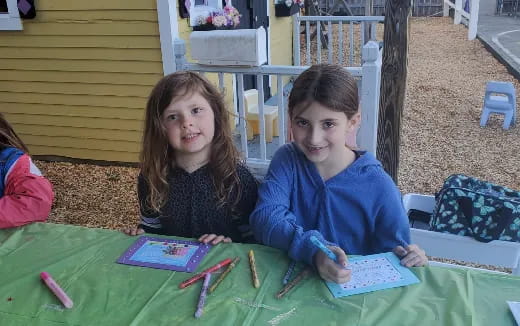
[288,64,359,119]
[0,113,29,152]
[140,71,241,212]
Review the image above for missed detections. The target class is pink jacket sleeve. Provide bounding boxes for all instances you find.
[0,154,54,228]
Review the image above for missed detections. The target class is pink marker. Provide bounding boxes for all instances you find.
[40,272,74,309]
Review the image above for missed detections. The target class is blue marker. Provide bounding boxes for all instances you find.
[282,260,296,285]
[310,235,350,270]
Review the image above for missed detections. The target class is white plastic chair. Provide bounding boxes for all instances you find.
[403,193,520,275]
[479,81,516,130]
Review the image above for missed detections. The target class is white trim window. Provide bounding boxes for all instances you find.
[0,0,22,30]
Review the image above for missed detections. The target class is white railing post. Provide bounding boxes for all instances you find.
[236,74,248,158]
[173,38,187,71]
[293,15,301,66]
[276,75,286,145]
[468,0,480,40]
[257,74,267,160]
[443,0,450,16]
[454,0,462,24]
[359,41,381,155]
[157,0,179,75]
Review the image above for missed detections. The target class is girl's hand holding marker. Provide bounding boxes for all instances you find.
[310,236,352,284]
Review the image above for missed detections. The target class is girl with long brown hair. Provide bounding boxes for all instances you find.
[123,71,257,244]
[0,113,54,228]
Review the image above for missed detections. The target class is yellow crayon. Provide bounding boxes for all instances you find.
[209,257,240,293]
[248,250,260,288]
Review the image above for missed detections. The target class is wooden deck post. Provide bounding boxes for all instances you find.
[293,15,301,66]
[454,0,462,24]
[377,0,411,183]
[360,41,382,155]
[443,0,450,16]
[468,0,480,40]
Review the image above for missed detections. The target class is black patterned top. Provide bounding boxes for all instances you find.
[137,164,258,243]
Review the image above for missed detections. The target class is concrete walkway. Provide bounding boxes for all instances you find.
[478,14,520,80]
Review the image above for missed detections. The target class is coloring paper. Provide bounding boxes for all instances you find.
[507,301,520,325]
[116,236,211,272]
[326,252,420,298]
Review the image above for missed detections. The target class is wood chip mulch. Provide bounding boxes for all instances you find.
[400,17,520,196]
[40,162,140,230]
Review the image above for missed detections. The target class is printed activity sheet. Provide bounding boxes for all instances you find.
[507,301,520,325]
[116,236,211,272]
[326,252,420,298]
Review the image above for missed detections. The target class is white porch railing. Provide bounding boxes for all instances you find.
[293,15,384,66]
[174,38,381,174]
[443,0,480,40]
[404,193,520,275]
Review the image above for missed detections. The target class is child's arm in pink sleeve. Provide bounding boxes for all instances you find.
[0,155,54,228]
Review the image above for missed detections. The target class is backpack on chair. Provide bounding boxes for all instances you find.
[431,174,520,243]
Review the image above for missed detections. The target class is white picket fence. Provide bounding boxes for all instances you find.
[293,15,384,66]
[173,38,382,173]
[443,0,480,40]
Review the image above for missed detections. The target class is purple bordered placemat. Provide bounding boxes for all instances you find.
[116,236,212,272]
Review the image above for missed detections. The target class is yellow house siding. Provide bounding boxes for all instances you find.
[269,4,294,95]
[0,0,163,162]
[2,70,161,86]
[0,93,145,109]
[0,81,151,97]
[2,103,145,120]
[1,48,162,62]
[0,0,295,163]
[36,0,156,10]
[269,5,293,66]
[0,35,161,48]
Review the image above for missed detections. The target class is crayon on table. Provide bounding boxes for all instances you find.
[208,257,240,294]
[194,273,211,318]
[40,272,74,309]
[179,258,232,289]
[276,267,311,299]
[248,250,260,288]
[282,260,296,285]
[309,235,351,270]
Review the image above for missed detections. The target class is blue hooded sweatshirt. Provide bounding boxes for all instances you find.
[250,143,410,266]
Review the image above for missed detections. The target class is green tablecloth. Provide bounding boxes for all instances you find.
[1,223,519,326]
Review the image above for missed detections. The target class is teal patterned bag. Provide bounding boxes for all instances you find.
[430,174,520,243]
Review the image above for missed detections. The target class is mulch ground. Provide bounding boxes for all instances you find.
[34,17,518,272]
[399,18,520,197]
[41,162,140,230]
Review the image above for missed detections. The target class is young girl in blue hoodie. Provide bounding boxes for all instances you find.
[250,64,427,284]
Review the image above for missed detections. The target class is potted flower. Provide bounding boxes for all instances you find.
[274,0,304,17]
[193,5,241,31]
